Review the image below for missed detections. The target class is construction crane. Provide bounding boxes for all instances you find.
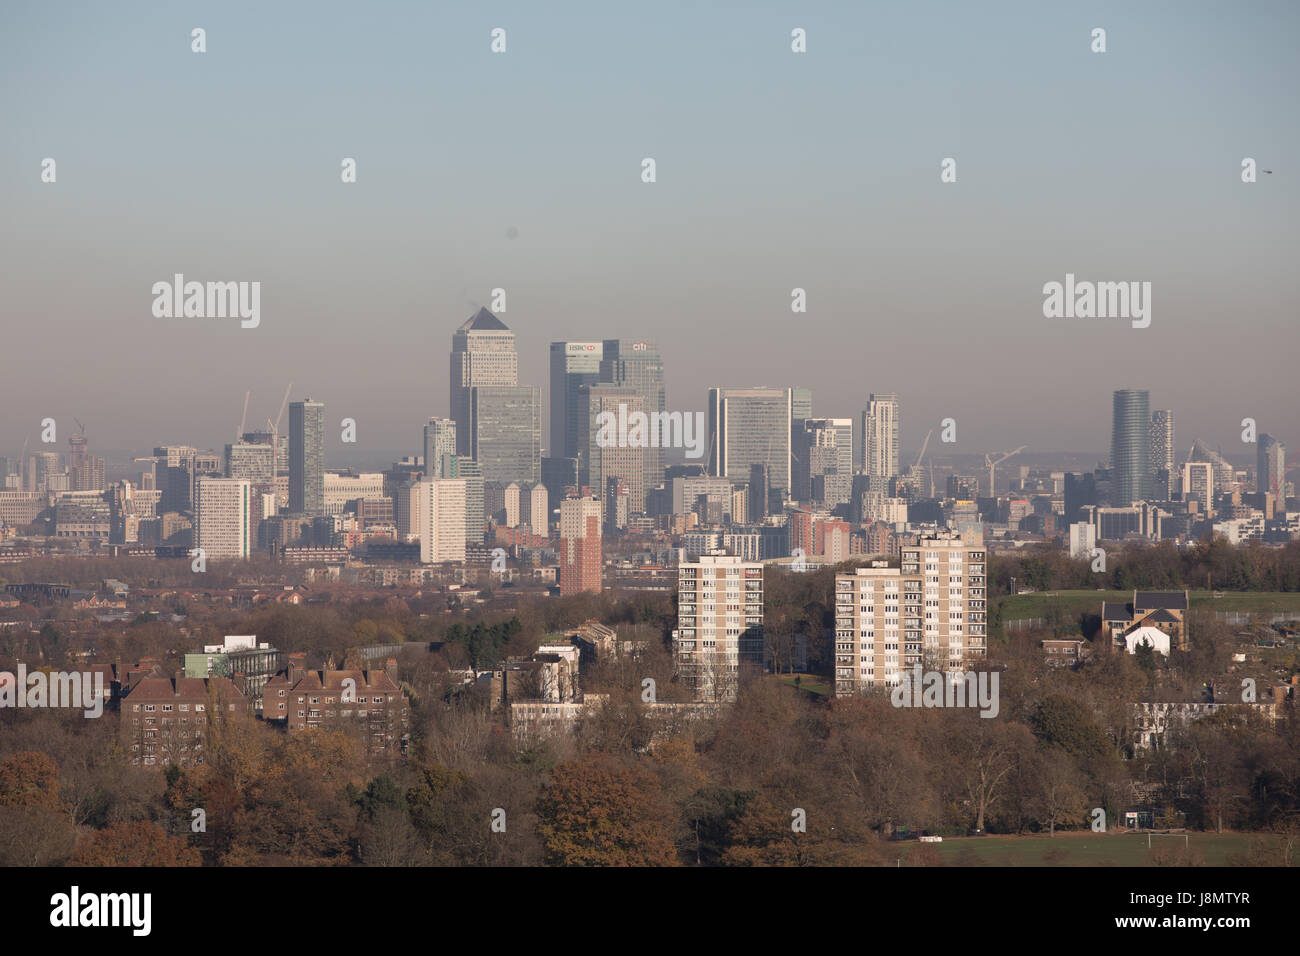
[902,429,933,498]
[270,383,292,476]
[914,429,932,472]
[985,445,1026,497]
[238,390,251,441]
[73,418,86,436]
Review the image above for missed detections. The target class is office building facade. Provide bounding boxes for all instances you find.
[451,308,518,456]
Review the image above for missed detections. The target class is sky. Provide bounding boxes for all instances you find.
[2,0,1297,469]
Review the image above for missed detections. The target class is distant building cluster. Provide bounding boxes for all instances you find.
[2,331,1293,648]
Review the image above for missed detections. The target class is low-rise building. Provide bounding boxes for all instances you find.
[262,665,409,755]
[120,675,250,767]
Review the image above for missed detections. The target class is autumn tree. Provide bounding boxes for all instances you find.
[70,821,201,867]
[0,751,63,811]
[536,755,678,866]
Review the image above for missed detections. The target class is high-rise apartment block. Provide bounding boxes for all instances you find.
[558,496,602,595]
[1110,389,1151,507]
[289,399,325,515]
[1150,409,1175,497]
[1258,434,1286,499]
[423,418,457,478]
[860,393,901,479]
[674,554,764,702]
[195,477,251,559]
[833,531,986,697]
[410,478,466,564]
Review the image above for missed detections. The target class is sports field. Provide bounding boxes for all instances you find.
[912,830,1258,866]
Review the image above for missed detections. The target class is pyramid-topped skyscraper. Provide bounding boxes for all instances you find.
[450,308,518,456]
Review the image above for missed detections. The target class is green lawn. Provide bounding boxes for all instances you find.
[998,589,1300,630]
[919,830,1259,866]
[776,673,832,698]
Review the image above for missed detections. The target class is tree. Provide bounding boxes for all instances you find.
[1033,751,1089,836]
[0,751,63,811]
[536,755,678,866]
[944,714,1035,832]
[70,821,201,867]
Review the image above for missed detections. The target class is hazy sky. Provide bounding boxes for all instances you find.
[2,0,1296,468]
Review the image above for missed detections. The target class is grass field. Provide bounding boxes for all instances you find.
[998,589,1300,629]
[912,830,1258,866]
[777,673,832,698]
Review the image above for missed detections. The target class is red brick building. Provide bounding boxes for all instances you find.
[262,664,409,755]
[558,497,602,595]
[120,675,249,767]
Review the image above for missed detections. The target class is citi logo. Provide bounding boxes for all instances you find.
[151,273,260,328]
[1042,273,1151,329]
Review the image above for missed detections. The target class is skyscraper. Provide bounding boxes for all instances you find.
[423,418,457,478]
[1258,433,1287,499]
[540,456,578,529]
[578,384,646,515]
[600,340,666,489]
[1110,389,1151,506]
[468,386,540,485]
[794,417,853,505]
[708,386,792,495]
[860,393,901,480]
[550,341,603,459]
[450,309,518,456]
[68,427,105,492]
[289,400,325,515]
[1149,409,1175,498]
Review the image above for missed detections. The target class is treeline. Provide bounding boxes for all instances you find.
[990,538,1300,595]
[4,660,1297,867]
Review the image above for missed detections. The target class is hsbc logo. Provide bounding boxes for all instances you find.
[565,342,600,355]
